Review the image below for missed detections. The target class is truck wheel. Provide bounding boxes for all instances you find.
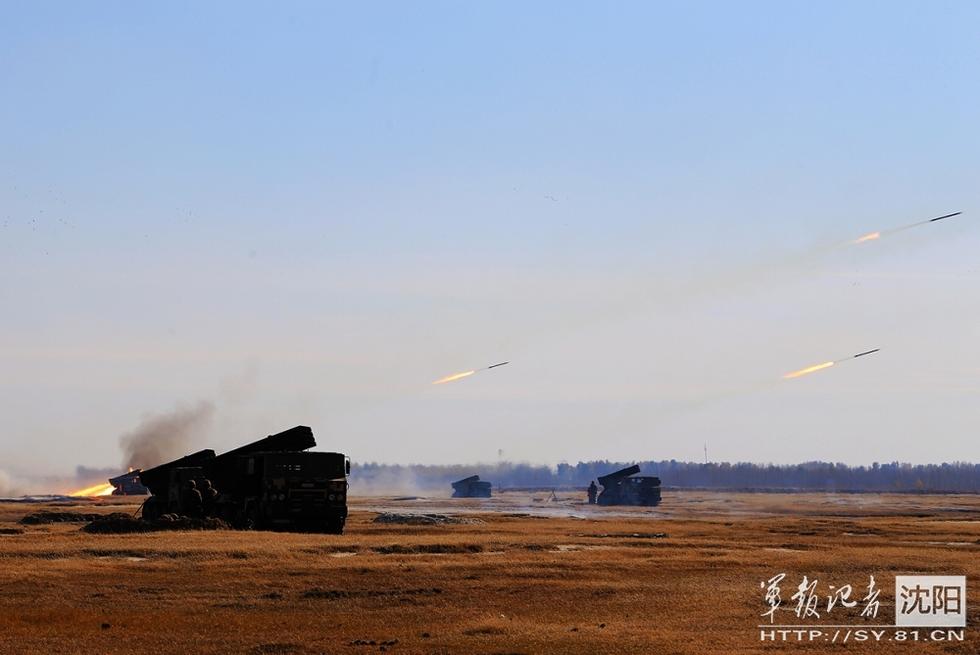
[325,519,345,535]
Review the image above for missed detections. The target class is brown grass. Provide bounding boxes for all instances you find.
[0,491,978,654]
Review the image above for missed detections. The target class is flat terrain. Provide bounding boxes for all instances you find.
[1,491,978,654]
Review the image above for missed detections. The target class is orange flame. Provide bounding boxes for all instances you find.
[432,370,476,385]
[852,231,881,244]
[783,360,835,379]
[68,482,115,497]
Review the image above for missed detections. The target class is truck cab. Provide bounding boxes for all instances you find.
[241,451,349,533]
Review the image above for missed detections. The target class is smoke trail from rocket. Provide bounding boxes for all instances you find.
[432,362,509,385]
[783,349,880,380]
[850,212,962,245]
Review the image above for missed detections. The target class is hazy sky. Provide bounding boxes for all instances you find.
[2,2,979,482]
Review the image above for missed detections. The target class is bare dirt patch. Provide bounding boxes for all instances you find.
[372,512,484,525]
[20,511,104,524]
[82,513,230,533]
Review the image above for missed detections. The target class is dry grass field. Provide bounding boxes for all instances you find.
[1,491,978,654]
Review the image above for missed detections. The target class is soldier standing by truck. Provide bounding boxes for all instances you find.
[182,480,203,518]
[587,480,598,504]
[200,479,218,517]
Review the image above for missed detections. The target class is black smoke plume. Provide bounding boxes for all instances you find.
[119,401,214,470]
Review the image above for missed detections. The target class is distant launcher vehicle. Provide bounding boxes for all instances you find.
[138,426,350,533]
[108,470,148,495]
[451,475,492,498]
[596,465,661,507]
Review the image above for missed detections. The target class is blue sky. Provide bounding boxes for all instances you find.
[2,2,979,484]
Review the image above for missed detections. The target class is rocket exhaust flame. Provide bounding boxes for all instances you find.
[68,482,114,497]
[852,231,881,244]
[432,370,476,385]
[783,361,835,379]
[432,361,509,385]
[850,211,962,245]
[783,349,879,380]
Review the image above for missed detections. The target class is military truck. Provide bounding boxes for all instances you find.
[596,465,661,506]
[451,475,492,498]
[138,426,350,533]
[108,469,148,495]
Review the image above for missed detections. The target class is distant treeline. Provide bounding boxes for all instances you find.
[350,460,980,493]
